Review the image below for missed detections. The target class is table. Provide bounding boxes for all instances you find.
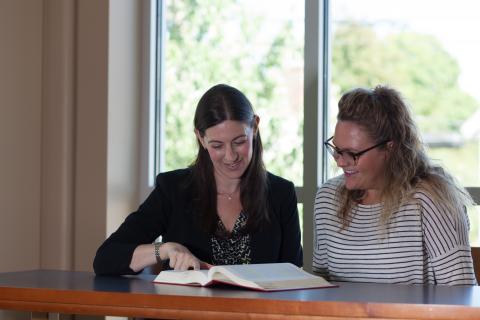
[0,270,479,319]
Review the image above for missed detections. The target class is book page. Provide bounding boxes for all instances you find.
[154,269,210,286]
[209,267,261,289]
[213,263,309,282]
[209,263,332,291]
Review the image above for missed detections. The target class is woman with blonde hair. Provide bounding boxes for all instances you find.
[313,85,476,285]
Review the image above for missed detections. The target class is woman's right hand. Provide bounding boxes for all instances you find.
[159,242,203,271]
[130,242,207,272]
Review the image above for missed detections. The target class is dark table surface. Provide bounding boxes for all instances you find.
[1,269,479,319]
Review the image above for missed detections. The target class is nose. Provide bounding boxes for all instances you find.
[335,155,349,168]
[224,144,238,162]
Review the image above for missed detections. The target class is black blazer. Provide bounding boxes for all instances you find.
[93,168,303,275]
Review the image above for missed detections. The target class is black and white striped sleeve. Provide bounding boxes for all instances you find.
[417,191,477,285]
[312,181,340,278]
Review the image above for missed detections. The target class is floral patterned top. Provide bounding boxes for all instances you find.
[211,212,251,265]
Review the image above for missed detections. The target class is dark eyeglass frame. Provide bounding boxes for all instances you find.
[324,136,390,165]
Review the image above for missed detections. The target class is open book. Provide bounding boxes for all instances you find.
[153,262,334,291]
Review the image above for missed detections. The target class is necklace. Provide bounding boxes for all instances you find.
[217,192,234,200]
[217,186,239,200]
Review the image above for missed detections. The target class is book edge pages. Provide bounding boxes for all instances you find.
[254,277,335,291]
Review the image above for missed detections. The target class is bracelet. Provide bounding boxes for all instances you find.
[154,242,163,263]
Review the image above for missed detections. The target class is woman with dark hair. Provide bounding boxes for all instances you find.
[313,85,476,285]
[94,84,302,275]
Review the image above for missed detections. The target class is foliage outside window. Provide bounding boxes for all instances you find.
[156,0,479,245]
[162,0,304,185]
[330,0,480,244]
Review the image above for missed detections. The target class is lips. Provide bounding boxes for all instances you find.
[224,160,241,170]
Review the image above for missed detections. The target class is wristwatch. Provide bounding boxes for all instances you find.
[154,242,164,263]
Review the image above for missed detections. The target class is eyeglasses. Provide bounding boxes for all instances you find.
[324,136,389,165]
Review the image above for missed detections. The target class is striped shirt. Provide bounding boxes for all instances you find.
[313,176,477,285]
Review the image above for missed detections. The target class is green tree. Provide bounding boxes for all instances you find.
[164,0,303,183]
[332,22,478,134]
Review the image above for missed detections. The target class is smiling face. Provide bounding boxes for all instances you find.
[196,119,257,181]
[333,121,390,196]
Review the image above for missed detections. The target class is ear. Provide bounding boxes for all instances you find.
[252,115,260,137]
[384,140,394,159]
[195,129,207,149]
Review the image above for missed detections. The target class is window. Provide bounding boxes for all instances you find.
[150,0,308,243]
[145,0,480,267]
[329,0,480,245]
[156,0,304,186]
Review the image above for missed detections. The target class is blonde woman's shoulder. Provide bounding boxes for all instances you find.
[317,175,344,195]
[411,180,432,198]
[324,175,344,187]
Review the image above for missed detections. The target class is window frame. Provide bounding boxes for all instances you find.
[141,0,480,270]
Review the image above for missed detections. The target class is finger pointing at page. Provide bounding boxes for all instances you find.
[163,242,201,271]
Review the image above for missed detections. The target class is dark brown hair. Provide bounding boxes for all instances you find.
[191,84,268,233]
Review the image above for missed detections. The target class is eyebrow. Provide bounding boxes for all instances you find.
[331,140,357,152]
[206,134,247,144]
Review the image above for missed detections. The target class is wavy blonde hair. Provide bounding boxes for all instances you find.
[336,85,474,227]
